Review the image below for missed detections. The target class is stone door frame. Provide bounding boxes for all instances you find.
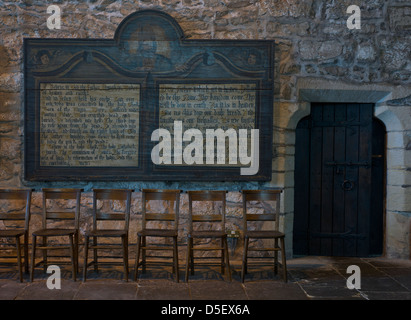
[280,79,409,259]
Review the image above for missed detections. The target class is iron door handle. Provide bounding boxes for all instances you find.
[341,179,355,191]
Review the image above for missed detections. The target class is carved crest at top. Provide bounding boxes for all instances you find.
[27,10,270,77]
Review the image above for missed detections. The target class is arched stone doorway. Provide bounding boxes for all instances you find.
[293,103,386,257]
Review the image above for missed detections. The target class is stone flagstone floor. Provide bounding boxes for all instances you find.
[0,256,410,300]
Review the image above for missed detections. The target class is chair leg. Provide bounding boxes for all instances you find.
[142,236,146,273]
[274,238,279,275]
[185,237,191,282]
[30,235,36,282]
[74,232,79,274]
[83,235,89,282]
[93,236,98,272]
[42,236,47,272]
[190,238,195,276]
[223,237,231,282]
[15,236,23,282]
[241,236,249,283]
[173,236,179,283]
[122,235,129,282]
[220,238,225,274]
[280,237,287,283]
[134,235,141,281]
[24,234,29,274]
[69,235,76,281]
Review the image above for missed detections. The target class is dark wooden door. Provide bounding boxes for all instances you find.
[293,103,385,257]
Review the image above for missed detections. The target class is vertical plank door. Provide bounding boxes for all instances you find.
[294,103,382,257]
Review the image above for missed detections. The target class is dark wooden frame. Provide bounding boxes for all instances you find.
[24,9,275,181]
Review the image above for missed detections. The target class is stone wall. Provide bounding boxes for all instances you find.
[0,0,410,260]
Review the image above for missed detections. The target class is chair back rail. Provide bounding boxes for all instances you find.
[0,189,33,230]
[187,190,227,232]
[242,189,282,232]
[42,188,83,229]
[141,189,181,230]
[92,189,133,231]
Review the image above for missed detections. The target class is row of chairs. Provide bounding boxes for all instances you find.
[0,188,287,283]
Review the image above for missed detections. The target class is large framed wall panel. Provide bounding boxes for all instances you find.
[24,10,275,181]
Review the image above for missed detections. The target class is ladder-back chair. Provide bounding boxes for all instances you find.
[185,190,231,282]
[0,189,33,282]
[83,189,133,281]
[30,188,83,281]
[241,189,287,282]
[134,189,181,282]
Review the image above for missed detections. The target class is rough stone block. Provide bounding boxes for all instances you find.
[356,42,377,62]
[298,40,320,61]
[381,39,410,72]
[388,6,411,33]
[385,211,410,259]
[386,185,411,212]
[0,137,20,161]
[319,41,342,60]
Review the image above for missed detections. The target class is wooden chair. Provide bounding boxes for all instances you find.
[83,189,133,282]
[30,188,83,282]
[134,189,181,282]
[0,189,33,282]
[241,189,287,283]
[185,190,231,282]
